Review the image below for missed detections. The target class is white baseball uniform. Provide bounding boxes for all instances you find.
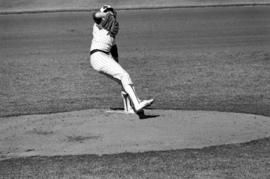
[89,9,154,113]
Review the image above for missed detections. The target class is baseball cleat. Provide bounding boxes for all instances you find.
[137,109,145,119]
[135,99,154,112]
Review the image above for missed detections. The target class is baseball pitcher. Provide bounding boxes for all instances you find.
[89,5,154,114]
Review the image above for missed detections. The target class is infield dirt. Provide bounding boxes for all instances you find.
[1,109,270,160]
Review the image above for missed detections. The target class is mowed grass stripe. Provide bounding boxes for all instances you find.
[0,137,270,178]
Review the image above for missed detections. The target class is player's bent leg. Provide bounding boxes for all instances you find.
[90,52,154,112]
[120,73,154,112]
[106,65,154,112]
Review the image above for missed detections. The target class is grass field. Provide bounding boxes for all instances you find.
[1,138,270,178]
[1,46,270,117]
[1,8,270,117]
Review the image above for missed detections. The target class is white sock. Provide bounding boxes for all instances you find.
[121,91,128,111]
[122,84,140,109]
[121,91,134,112]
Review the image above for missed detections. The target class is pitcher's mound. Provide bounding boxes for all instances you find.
[1,109,270,160]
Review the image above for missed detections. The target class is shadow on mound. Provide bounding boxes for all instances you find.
[109,107,160,119]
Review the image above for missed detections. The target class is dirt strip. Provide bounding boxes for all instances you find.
[1,109,270,160]
[1,0,270,14]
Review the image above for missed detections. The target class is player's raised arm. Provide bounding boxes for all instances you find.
[93,11,107,19]
[92,11,106,24]
[92,5,117,23]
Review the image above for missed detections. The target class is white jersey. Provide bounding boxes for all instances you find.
[90,23,116,52]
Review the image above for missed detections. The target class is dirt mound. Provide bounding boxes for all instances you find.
[1,109,270,160]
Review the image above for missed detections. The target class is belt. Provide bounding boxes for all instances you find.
[90,49,110,55]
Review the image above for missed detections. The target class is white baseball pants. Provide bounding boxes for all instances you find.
[90,51,141,111]
[90,52,133,85]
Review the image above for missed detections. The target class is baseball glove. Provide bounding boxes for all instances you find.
[100,13,119,37]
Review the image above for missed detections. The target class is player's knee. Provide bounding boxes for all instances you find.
[120,71,132,85]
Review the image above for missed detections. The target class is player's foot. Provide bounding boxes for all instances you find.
[135,99,154,112]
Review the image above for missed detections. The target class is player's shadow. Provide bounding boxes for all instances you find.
[136,109,160,120]
[138,113,160,120]
[110,107,160,120]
